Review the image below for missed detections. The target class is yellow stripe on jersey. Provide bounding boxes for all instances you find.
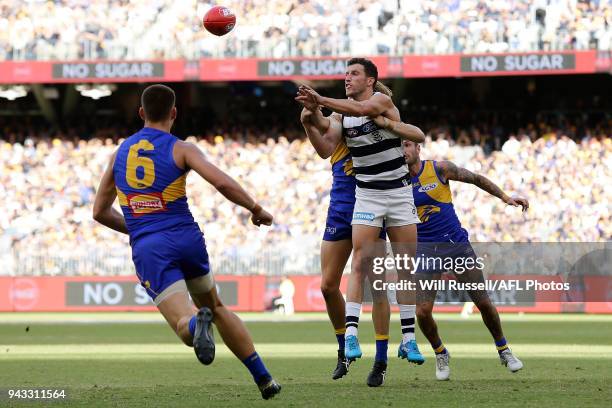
[419,161,452,204]
[116,174,185,210]
[162,174,187,203]
[116,187,128,206]
[330,141,350,165]
[343,157,354,176]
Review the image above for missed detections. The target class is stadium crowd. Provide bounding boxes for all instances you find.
[1,119,610,276]
[0,0,610,60]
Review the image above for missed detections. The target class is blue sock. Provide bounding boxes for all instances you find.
[242,352,271,385]
[336,329,345,351]
[188,315,197,338]
[375,335,388,362]
[495,337,508,354]
[432,339,448,355]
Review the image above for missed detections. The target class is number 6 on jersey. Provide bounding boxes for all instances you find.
[126,140,155,189]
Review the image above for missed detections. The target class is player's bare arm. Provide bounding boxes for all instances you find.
[437,160,529,211]
[300,108,343,159]
[176,141,273,226]
[297,85,393,117]
[296,90,330,131]
[92,151,129,234]
[370,116,425,143]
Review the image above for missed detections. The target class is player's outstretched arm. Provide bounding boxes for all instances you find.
[437,160,529,211]
[92,151,129,234]
[178,142,273,226]
[370,115,425,142]
[300,108,343,159]
[297,85,393,117]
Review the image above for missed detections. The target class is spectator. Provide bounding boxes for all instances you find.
[0,118,609,276]
[0,0,610,61]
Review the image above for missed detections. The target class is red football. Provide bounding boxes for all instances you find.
[203,6,236,36]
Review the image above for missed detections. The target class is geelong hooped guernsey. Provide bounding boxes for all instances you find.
[342,103,410,190]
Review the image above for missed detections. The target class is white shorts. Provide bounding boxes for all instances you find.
[352,186,420,228]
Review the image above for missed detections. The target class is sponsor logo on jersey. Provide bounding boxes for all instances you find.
[325,226,337,235]
[128,192,167,216]
[346,128,359,137]
[418,183,438,192]
[372,130,383,142]
[362,121,376,133]
[353,212,375,221]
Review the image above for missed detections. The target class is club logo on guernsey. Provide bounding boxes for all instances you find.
[347,128,358,137]
[353,212,375,221]
[418,183,438,192]
[362,122,376,133]
[127,192,167,216]
[417,205,440,222]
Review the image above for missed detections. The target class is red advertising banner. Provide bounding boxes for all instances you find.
[283,274,608,314]
[0,275,609,313]
[0,276,265,312]
[403,51,598,78]
[0,60,189,84]
[287,275,349,312]
[403,55,460,77]
[200,56,393,81]
[0,51,603,84]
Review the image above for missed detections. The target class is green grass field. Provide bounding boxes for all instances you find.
[1,313,611,407]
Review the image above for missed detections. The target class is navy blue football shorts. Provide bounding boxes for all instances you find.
[323,208,386,242]
[131,224,211,303]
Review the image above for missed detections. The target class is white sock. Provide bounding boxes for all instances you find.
[345,302,361,337]
[399,304,416,342]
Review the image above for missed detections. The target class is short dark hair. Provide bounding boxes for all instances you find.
[347,57,378,84]
[141,84,175,122]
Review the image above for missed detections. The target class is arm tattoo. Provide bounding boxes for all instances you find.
[439,161,506,200]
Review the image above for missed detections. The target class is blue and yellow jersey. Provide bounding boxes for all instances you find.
[411,160,463,242]
[329,140,357,212]
[113,127,195,241]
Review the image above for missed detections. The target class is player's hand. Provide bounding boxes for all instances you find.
[504,195,529,212]
[295,87,319,111]
[295,85,323,106]
[370,115,391,130]
[250,204,273,226]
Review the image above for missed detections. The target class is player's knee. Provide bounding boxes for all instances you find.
[320,280,340,299]
[351,252,373,276]
[470,292,492,310]
[416,303,433,321]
